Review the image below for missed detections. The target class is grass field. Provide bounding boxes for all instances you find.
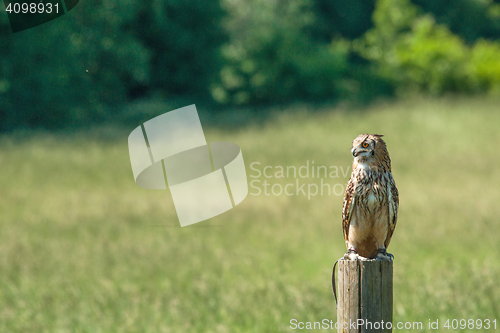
[1,97,499,332]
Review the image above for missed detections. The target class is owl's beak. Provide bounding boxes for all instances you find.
[351,148,358,157]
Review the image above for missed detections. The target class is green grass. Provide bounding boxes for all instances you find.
[1,97,500,332]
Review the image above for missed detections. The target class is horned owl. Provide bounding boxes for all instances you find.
[342,134,399,261]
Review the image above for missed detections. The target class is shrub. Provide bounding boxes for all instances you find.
[468,40,500,94]
[394,16,470,94]
[0,0,150,131]
[213,0,350,105]
[131,0,227,99]
[357,0,500,96]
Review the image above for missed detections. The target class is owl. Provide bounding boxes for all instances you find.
[342,134,399,261]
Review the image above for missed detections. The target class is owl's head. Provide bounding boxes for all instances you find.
[351,134,389,166]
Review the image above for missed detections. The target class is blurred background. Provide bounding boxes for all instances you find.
[1,0,500,130]
[1,0,500,332]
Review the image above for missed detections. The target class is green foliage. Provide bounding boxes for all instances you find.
[469,40,500,93]
[213,0,350,105]
[411,0,500,42]
[131,0,227,98]
[2,0,500,130]
[0,0,226,131]
[308,0,377,41]
[0,0,150,131]
[358,0,500,95]
[395,16,470,94]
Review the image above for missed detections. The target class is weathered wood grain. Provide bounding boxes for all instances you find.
[336,260,393,333]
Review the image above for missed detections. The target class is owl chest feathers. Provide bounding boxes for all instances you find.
[353,162,390,212]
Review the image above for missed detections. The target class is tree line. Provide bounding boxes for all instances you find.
[1,0,500,131]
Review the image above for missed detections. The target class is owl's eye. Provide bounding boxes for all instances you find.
[362,142,369,148]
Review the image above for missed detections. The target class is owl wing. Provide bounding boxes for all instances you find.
[384,174,399,249]
[342,176,356,244]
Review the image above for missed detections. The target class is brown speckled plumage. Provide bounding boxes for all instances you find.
[342,134,399,259]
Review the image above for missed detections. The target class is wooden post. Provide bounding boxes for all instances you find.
[336,259,393,333]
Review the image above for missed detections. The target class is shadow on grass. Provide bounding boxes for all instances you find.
[0,95,393,144]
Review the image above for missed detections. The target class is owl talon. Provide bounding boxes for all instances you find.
[344,249,359,261]
[376,249,394,261]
